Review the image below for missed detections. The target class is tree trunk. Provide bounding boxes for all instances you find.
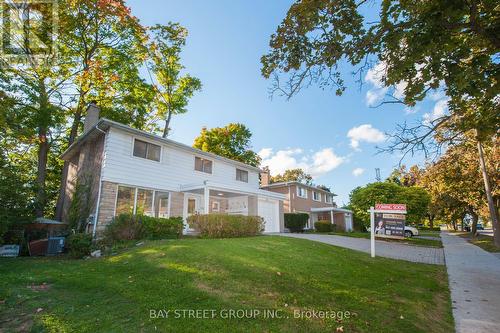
[54,107,83,220]
[470,210,479,238]
[428,214,434,229]
[35,128,49,218]
[162,110,172,138]
[477,140,500,247]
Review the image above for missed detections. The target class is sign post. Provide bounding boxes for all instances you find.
[370,206,375,257]
[369,204,407,259]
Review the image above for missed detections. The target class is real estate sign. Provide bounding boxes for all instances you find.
[374,213,405,239]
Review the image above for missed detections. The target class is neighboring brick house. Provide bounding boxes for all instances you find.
[60,103,285,236]
[260,172,353,231]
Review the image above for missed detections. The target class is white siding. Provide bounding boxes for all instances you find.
[101,128,260,191]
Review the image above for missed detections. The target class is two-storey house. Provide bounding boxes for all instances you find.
[60,104,285,236]
[260,172,353,231]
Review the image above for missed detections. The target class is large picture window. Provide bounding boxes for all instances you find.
[133,139,161,162]
[154,192,169,218]
[195,157,212,174]
[116,186,136,215]
[115,186,170,218]
[136,189,154,216]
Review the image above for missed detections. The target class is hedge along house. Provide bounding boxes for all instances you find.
[60,103,286,236]
[260,173,353,232]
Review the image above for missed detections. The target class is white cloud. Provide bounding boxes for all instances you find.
[347,124,386,150]
[423,98,449,125]
[258,148,273,159]
[365,62,388,106]
[352,168,365,177]
[366,87,388,106]
[259,147,344,178]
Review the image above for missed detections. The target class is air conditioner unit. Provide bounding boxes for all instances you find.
[47,237,65,255]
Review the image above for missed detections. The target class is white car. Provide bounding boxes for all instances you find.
[404,226,419,238]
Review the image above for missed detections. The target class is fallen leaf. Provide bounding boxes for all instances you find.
[336,326,344,332]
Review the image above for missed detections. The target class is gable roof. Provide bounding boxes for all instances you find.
[261,181,337,196]
[60,118,262,172]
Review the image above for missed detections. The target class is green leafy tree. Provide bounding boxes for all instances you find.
[270,168,313,185]
[146,23,202,138]
[349,182,430,228]
[193,123,261,167]
[262,0,500,245]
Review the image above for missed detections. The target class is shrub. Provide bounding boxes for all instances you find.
[284,213,309,232]
[104,214,184,243]
[140,215,184,240]
[104,214,143,242]
[66,233,92,258]
[187,214,264,238]
[314,220,332,232]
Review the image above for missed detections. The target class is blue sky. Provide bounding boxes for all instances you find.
[127,0,446,205]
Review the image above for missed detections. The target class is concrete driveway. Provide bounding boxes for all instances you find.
[278,233,444,265]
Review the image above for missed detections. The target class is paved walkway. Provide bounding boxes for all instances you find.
[278,233,444,265]
[441,232,500,333]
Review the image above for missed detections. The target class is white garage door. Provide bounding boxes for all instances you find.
[258,198,280,233]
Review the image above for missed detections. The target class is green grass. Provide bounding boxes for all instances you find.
[418,230,441,238]
[328,232,443,248]
[0,236,453,332]
[457,233,500,252]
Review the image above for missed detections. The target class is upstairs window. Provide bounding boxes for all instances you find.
[133,139,161,162]
[195,157,213,174]
[325,195,332,203]
[236,169,248,182]
[312,191,321,201]
[297,187,307,198]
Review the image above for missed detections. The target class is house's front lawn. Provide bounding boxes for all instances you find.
[457,233,500,253]
[328,231,443,248]
[0,236,453,332]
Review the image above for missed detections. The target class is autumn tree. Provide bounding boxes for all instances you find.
[54,0,156,220]
[193,123,261,167]
[270,168,313,185]
[387,165,424,187]
[262,0,500,245]
[420,137,498,235]
[146,23,202,138]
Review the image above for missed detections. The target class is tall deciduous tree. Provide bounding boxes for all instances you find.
[262,0,500,245]
[420,136,498,235]
[146,23,202,138]
[55,0,155,220]
[270,168,313,185]
[193,123,261,167]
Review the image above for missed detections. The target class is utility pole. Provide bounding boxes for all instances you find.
[375,168,381,182]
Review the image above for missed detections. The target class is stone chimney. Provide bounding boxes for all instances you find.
[83,101,100,133]
[260,166,271,187]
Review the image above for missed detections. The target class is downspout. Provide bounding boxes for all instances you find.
[92,123,107,238]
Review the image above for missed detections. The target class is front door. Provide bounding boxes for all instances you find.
[184,194,202,232]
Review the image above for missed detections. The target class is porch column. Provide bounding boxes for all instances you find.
[204,186,210,214]
[330,211,334,225]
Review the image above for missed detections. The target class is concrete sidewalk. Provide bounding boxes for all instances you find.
[441,232,500,333]
[278,233,444,265]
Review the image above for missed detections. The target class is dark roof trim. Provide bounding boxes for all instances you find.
[261,181,337,196]
[61,118,262,172]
